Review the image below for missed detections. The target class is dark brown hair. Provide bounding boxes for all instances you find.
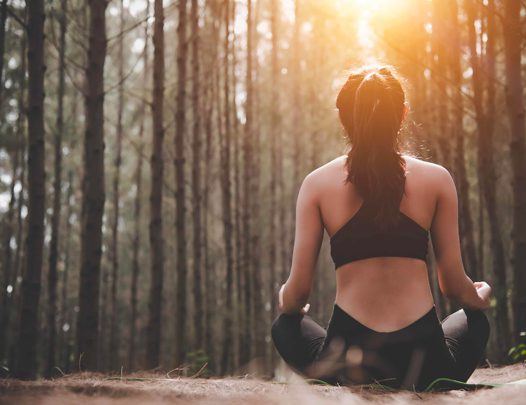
[336,65,407,231]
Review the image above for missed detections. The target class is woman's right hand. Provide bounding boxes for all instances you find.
[474,281,492,309]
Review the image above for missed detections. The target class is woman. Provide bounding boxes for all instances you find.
[271,65,491,391]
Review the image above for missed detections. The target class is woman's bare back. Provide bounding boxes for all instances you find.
[312,154,445,332]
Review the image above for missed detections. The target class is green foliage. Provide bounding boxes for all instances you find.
[508,342,526,363]
[185,349,210,378]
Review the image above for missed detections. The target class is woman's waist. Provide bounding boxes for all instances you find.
[327,300,442,349]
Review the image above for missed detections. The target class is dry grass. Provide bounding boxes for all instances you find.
[1,364,525,404]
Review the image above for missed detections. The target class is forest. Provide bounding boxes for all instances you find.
[0,0,525,383]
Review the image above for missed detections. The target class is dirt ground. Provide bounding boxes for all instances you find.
[1,363,525,404]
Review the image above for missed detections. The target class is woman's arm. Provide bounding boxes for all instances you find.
[279,173,324,314]
[430,166,492,310]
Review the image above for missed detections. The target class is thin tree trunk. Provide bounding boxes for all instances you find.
[250,0,264,362]
[431,0,451,171]
[146,0,165,370]
[15,0,46,379]
[109,0,125,370]
[129,0,150,371]
[230,0,242,370]
[202,4,221,368]
[175,0,189,367]
[290,0,302,256]
[203,65,216,371]
[46,0,67,377]
[190,0,203,352]
[0,0,8,109]
[447,0,478,281]
[240,0,253,367]
[431,0,452,316]
[503,0,526,343]
[268,0,279,325]
[270,0,283,373]
[60,171,73,371]
[77,0,108,371]
[220,0,234,375]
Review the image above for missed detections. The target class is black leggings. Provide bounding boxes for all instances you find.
[271,304,490,391]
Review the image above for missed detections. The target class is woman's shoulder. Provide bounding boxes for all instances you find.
[402,154,449,177]
[300,156,347,194]
[402,154,455,200]
[304,155,347,181]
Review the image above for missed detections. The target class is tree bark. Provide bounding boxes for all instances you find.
[269,0,279,324]
[240,0,254,367]
[174,0,189,367]
[0,0,8,109]
[77,0,108,371]
[59,171,74,372]
[190,0,203,352]
[109,0,125,370]
[146,0,165,370]
[230,0,242,370]
[128,0,150,371]
[220,0,234,375]
[46,0,68,377]
[447,0,478,281]
[15,0,46,379]
[250,0,264,362]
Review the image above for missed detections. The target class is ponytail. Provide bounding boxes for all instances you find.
[336,66,407,231]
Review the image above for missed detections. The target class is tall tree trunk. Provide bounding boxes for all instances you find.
[175,0,188,367]
[269,0,282,373]
[203,64,216,370]
[15,0,46,379]
[447,0,478,281]
[230,0,242,370]
[77,0,108,371]
[109,0,125,370]
[46,0,67,377]
[431,0,452,316]
[220,0,234,375]
[466,0,510,357]
[60,171,74,371]
[250,0,264,362]
[0,0,8,109]
[241,0,254,367]
[129,0,150,371]
[268,0,279,324]
[431,0,451,170]
[146,0,165,370]
[190,0,203,352]
[503,0,526,343]
[290,0,302,254]
[202,5,221,367]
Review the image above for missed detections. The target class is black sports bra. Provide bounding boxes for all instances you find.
[330,200,429,269]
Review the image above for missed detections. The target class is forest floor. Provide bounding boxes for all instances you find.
[0,363,525,404]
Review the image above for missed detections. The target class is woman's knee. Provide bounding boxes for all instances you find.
[465,309,490,346]
[271,313,300,346]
